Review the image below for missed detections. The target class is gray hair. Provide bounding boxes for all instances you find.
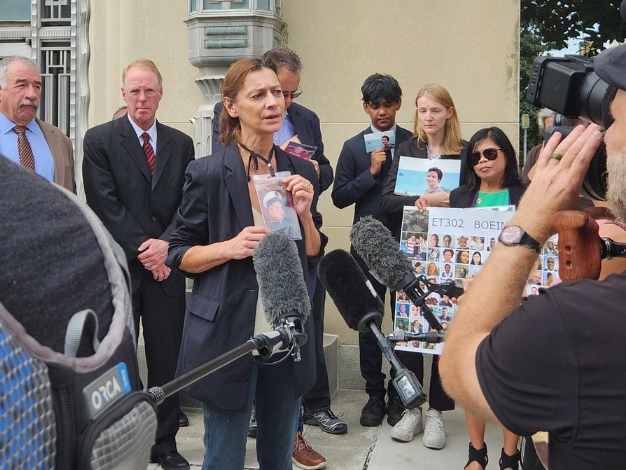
[0,56,39,88]
[537,108,556,133]
[111,105,128,121]
[263,47,302,74]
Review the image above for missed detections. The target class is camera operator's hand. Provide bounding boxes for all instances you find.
[513,124,603,244]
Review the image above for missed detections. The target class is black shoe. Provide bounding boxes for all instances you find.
[150,451,190,470]
[178,408,189,428]
[247,417,258,438]
[360,396,386,426]
[303,408,348,434]
[387,396,405,426]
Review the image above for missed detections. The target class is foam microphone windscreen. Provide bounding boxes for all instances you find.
[253,232,311,327]
[317,249,384,331]
[621,0,626,23]
[350,216,414,289]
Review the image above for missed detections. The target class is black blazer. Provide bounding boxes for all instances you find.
[332,125,413,227]
[166,144,325,411]
[381,137,469,239]
[449,181,527,209]
[82,115,195,295]
[212,101,334,193]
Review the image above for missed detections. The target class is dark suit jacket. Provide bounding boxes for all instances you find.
[381,137,468,239]
[332,125,412,227]
[38,118,75,192]
[449,181,527,208]
[167,144,325,411]
[212,101,333,193]
[82,115,195,296]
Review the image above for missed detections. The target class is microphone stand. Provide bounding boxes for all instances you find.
[357,312,427,410]
[147,321,301,405]
[396,273,462,332]
[387,330,446,344]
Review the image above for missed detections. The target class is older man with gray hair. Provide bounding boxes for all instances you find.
[0,56,74,191]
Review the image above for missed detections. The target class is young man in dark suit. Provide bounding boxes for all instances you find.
[332,73,412,427]
[82,59,194,470]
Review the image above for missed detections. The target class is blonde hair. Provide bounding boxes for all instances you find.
[122,59,163,88]
[413,83,464,156]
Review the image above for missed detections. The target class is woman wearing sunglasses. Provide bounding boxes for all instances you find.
[451,127,526,470]
[380,83,466,451]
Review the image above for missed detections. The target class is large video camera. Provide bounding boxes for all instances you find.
[526,55,610,200]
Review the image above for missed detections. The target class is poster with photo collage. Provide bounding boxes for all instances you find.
[394,206,558,355]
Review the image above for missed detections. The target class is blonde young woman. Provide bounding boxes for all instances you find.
[381,83,467,449]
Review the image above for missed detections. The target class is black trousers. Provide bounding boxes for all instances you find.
[351,247,388,399]
[303,276,332,411]
[132,271,186,455]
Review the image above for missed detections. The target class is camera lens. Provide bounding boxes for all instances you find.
[576,72,608,126]
[581,140,607,201]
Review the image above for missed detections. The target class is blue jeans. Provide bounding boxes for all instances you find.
[201,357,300,470]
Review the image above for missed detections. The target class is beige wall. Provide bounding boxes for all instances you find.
[87,0,520,344]
[88,0,201,133]
[282,0,521,341]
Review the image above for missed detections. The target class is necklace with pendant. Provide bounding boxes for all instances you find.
[427,145,441,160]
[476,190,504,205]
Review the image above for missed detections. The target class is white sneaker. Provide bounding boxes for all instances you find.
[390,407,423,442]
[422,408,445,449]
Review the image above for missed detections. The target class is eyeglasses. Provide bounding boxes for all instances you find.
[470,148,502,166]
[126,87,160,97]
[282,86,303,100]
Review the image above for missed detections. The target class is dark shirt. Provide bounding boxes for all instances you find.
[477,273,626,469]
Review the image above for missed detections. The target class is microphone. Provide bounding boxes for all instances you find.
[388,329,446,344]
[350,216,463,331]
[253,232,310,357]
[318,249,426,410]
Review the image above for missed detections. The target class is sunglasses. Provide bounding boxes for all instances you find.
[470,148,502,166]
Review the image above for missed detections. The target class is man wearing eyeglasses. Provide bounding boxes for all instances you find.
[83,59,194,470]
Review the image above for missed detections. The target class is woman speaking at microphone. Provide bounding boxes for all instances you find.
[166,56,323,470]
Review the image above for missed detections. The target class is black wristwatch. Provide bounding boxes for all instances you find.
[498,225,541,253]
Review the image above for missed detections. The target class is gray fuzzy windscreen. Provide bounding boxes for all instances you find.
[253,233,311,326]
[350,216,413,288]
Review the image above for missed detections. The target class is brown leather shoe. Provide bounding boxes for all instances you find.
[292,431,327,469]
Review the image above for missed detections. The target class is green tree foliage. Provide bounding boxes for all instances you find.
[521,0,626,53]
[519,1,626,166]
[519,23,554,164]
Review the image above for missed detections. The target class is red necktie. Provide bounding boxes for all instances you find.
[14,125,36,171]
[142,132,155,176]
